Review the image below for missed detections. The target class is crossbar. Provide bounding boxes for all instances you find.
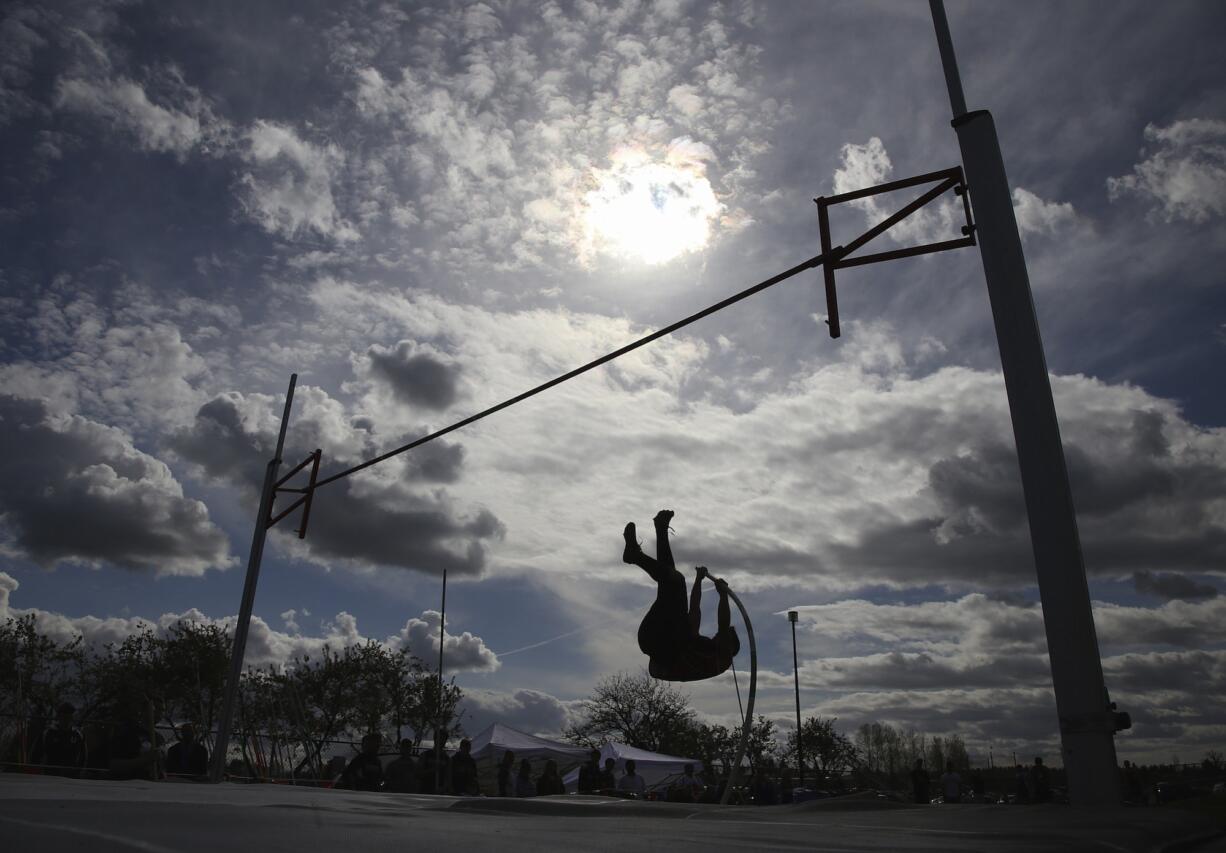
[304,167,973,491]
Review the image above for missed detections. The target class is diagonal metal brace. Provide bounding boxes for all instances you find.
[267,448,322,538]
[815,166,975,338]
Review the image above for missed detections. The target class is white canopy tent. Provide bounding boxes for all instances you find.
[468,722,589,795]
[562,741,700,794]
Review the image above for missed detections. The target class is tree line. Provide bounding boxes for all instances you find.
[0,614,461,778]
[561,671,973,787]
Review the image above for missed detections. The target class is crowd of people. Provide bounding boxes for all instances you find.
[908,756,1054,804]
[13,701,209,781]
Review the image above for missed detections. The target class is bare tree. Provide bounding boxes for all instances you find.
[565,671,695,754]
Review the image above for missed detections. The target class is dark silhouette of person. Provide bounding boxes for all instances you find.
[515,758,535,797]
[338,733,384,791]
[384,739,418,793]
[497,750,516,796]
[536,758,565,796]
[31,702,87,777]
[751,766,778,805]
[940,760,962,803]
[676,762,703,802]
[107,701,165,781]
[618,759,646,796]
[165,723,209,779]
[779,765,794,804]
[1122,759,1142,803]
[911,757,931,804]
[450,738,479,795]
[598,757,617,790]
[418,729,451,794]
[623,509,740,681]
[1013,763,1030,803]
[1030,756,1051,803]
[577,748,604,793]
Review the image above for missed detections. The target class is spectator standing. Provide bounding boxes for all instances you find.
[450,738,479,795]
[515,758,535,797]
[911,758,931,804]
[750,767,778,805]
[1122,760,1142,803]
[107,701,164,781]
[1013,764,1030,803]
[940,761,962,804]
[418,734,451,794]
[31,703,87,777]
[384,739,418,793]
[598,757,617,790]
[537,759,565,796]
[617,759,647,797]
[677,763,703,802]
[1030,756,1051,803]
[338,733,384,791]
[165,723,209,779]
[779,766,794,804]
[577,749,604,793]
[497,750,516,796]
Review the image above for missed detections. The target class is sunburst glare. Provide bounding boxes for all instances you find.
[580,141,725,265]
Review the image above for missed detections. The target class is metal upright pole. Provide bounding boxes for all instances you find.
[929,2,1121,806]
[209,374,298,783]
[788,611,803,787]
[435,567,447,793]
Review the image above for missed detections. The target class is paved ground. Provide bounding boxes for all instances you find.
[1,774,1221,853]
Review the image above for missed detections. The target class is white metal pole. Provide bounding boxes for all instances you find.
[208,374,297,783]
[928,2,1121,806]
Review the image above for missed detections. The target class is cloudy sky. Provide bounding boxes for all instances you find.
[2,0,1223,765]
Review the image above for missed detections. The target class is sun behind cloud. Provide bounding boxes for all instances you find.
[579,139,725,265]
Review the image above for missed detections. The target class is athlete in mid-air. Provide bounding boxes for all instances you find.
[623,509,740,682]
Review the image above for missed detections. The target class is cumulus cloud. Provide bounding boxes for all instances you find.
[297,280,1226,596]
[1133,570,1219,602]
[394,610,500,673]
[170,385,502,576]
[461,687,581,737]
[0,290,211,431]
[1107,119,1226,223]
[833,138,1078,248]
[0,395,232,575]
[365,341,463,411]
[1011,187,1077,236]
[343,2,781,270]
[238,121,358,242]
[0,571,496,672]
[55,70,223,157]
[831,137,964,248]
[769,593,1226,760]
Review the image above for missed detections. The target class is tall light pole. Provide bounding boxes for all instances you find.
[929,1,1124,805]
[788,611,802,787]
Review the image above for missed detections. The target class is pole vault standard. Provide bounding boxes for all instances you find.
[207,167,976,784]
[930,1,1127,806]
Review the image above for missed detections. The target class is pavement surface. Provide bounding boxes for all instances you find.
[1,773,1221,853]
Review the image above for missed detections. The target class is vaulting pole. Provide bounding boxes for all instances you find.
[209,374,297,783]
[930,2,1122,806]
[720,586,756,806]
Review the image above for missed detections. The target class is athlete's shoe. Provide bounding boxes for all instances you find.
[623,522,641,563]
[653,509,675,529]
